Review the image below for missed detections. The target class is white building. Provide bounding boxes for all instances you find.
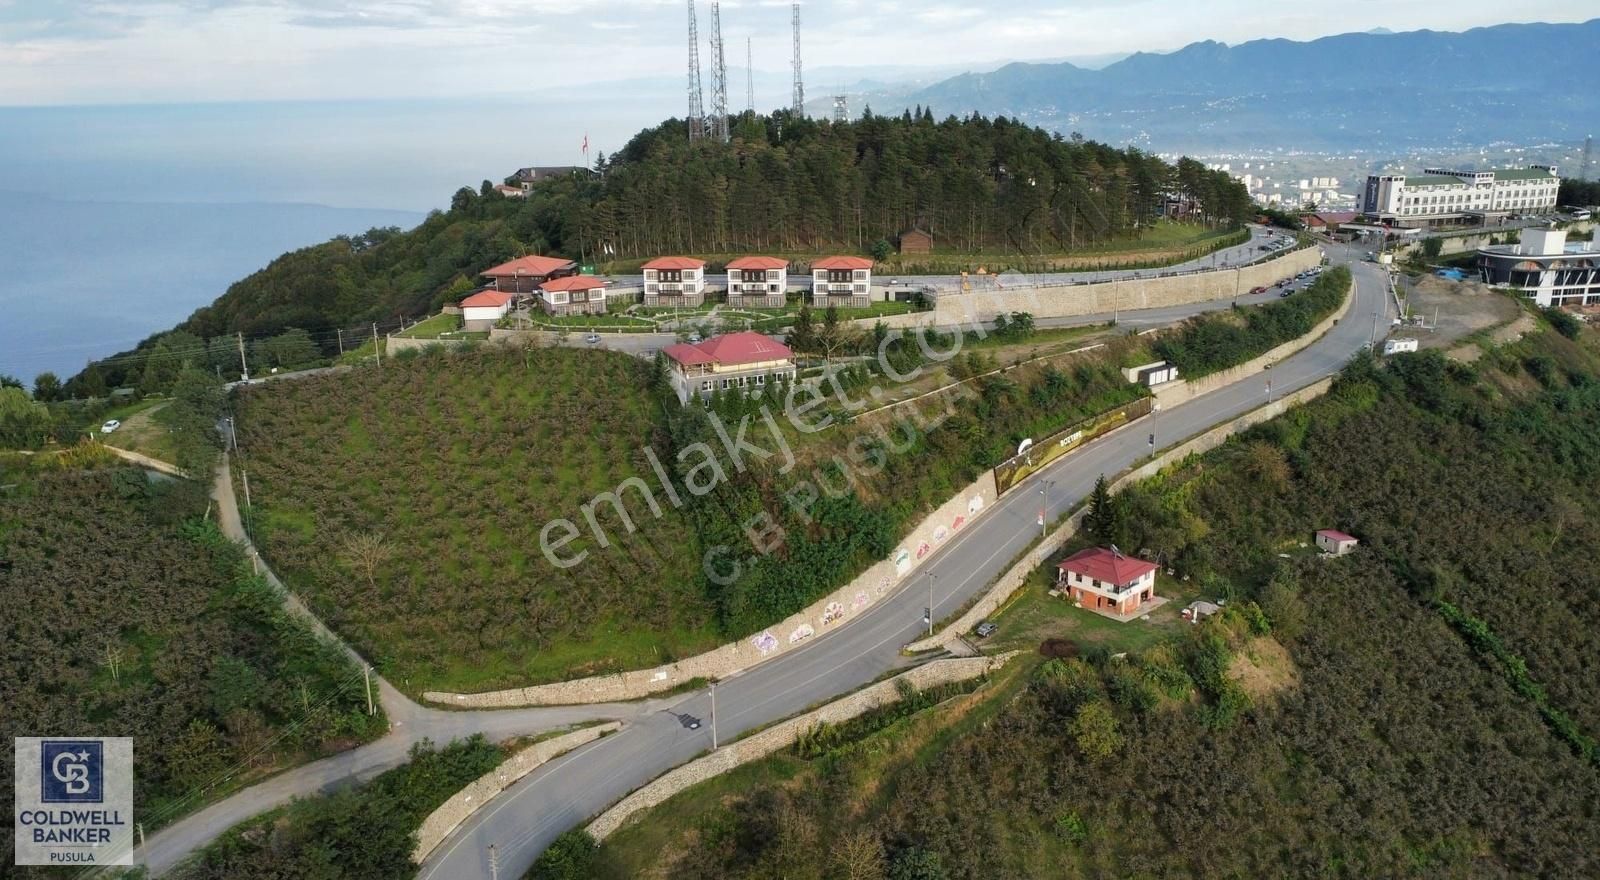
[810,256,873,308]
[537,276,608,316]
[460,290,513,330]
[1477,228,1600,307]
[725,257,788,308]
[1382,337,1419,356]
[642,256,707,307]
[1361,166,1560,227]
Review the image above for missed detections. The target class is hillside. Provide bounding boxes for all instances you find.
[908,19,1600,150]
[590,324,1600,879]
[64,112,1249,395]
[0,458,380,867]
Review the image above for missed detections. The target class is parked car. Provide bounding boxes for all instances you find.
[1279,290,1293,298]
[1250,285,1268,294]
[100,419,121,434]
[688,332,702,343]
[584,334,601,345]
[975,621,999,638]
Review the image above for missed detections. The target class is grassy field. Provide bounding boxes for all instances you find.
[101,399,178,462]
[393,313,462,338]
[233,346,719,695]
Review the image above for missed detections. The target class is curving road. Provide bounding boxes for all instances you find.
[418,242,1389,879]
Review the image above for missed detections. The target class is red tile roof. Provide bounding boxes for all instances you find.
[726,256,788,270]
[1058,547,1158,586]
[663,331,793,368]
[541,275,607,292]
[461,290,514,308]
[811,256,873,271]
[481,255,577,278]
[1316,528,1357,543]
[642,256,706,270]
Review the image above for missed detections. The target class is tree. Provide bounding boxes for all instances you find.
[834,829,888,880]
[1071,699,1122,760]
[341,532,393,593]
[529,829,598,880]
[0,374,21,389]
[1421,236,1444,259]
[790,305,817,353]
[167,718,229,790]
[888,847,947,880]
[0,386,51,448]
[870,238,893,262]
[1083,474,1123,546]
[32,372,62,402]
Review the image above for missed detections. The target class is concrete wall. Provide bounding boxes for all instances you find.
[1151,278,1355,409]
[1395,220,1596,258]
[412,722,622,863]
[425,468,1001,708]
[585,654,1014,841]
[932,246,1320,326]
[908,376,1338,652]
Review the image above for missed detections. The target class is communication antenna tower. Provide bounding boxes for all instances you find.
[709,2,729,142]
[791,3,804,116]
[687,0,705,142]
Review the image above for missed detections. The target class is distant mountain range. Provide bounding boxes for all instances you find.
[901,19,1600,152]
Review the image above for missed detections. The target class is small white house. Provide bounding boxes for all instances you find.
[460,290,513,330]
[1382,337,1419,356]
[1315,529,1358,556]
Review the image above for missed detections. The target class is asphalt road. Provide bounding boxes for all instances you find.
[418,241,1389,880]
[600,226,1285,294]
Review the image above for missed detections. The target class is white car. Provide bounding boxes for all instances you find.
[100,420,121,434]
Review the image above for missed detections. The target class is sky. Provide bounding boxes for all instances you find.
[2,1,1596,106]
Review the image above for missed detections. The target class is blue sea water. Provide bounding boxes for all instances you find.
[0,95,664,383]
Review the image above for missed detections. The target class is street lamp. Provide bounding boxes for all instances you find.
[1038,479,1055,540]
[710,681,718,749]
[925,571,936,637]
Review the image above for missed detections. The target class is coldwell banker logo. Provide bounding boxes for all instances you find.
[42,741,102,803]
[14,737,134,866]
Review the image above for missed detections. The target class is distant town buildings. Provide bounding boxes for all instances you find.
[1477,227,1600,307]
[1361,165,1560,227]
[505,166,593,192]
[662,331,797,402]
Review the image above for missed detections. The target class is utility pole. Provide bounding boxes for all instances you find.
[488,843,499,880]
[925,571,936,636]
[364,666,374,716]
[1038,481,1052,540]
[236,331,249,382]
[710,682,718,749]
[336,328,345,356]
[372,323,382,367]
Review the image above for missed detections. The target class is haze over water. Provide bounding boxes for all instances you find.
[0,95,663,382]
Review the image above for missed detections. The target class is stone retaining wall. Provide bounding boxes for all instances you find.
[932,246,1320,326]
[102,444,186,478]
[907,376,1338,652]
[586,654,1014,841]
[425,468,1001,708]
[412,721,622,863]
[1152,278,1355,408]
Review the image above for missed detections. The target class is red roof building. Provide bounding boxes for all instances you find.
[643,257,708,306]
[460,290,514,329]
[661,331,796,402]
[480,255,578,293]
[1057,547,1159,618]
[810,256,874,307]
[537,275,608,316]
[726,257,789,307]
[1315,529,1358,555]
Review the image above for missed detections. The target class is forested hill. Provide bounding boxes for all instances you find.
[66,111,1247,394]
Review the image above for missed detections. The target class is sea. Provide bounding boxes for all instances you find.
[0,94,665,383]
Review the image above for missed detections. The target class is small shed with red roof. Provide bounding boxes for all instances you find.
[725,256,789,308]
[810,256,874,308]
[1057,546,1159,617]
[643,256,708,306]
[460,290,515,330]
[661,331,796,402]
[1315,529,1358,556]
[481,255,578,293]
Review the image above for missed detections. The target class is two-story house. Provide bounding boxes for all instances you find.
[1057,547,1158,618]
[662,331,796,403]
[538,276,609,316]
[642,257,707,308]
[810,256,873,308]
[725,257,788,308]
[481,255,579,295]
